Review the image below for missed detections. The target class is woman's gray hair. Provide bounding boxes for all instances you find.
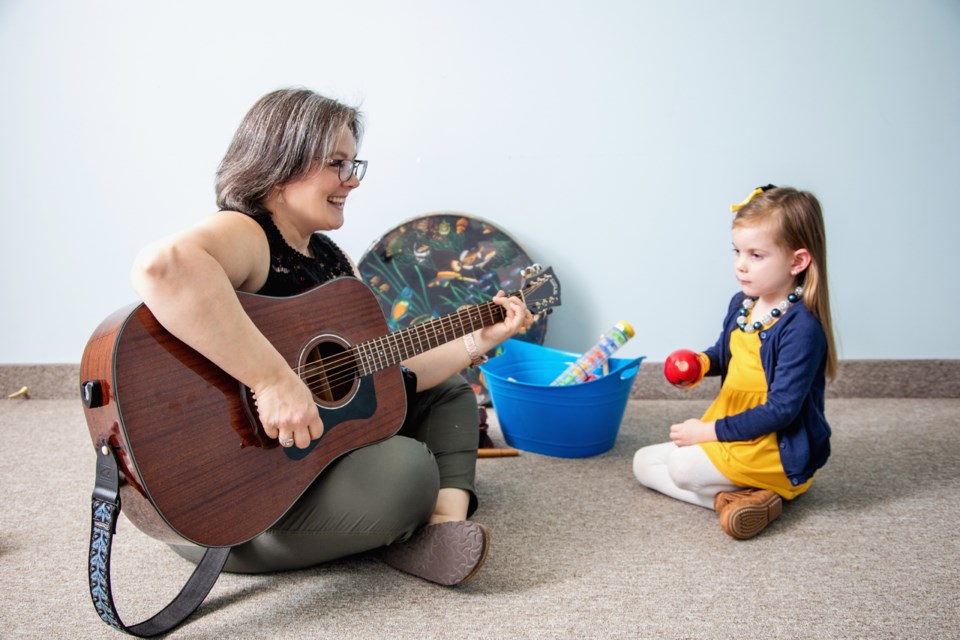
[215,88,364,214]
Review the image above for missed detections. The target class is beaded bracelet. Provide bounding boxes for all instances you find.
[462,332,488,368]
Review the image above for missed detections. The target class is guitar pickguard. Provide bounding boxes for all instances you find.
[285,374,378,461]
[239,372,378,459]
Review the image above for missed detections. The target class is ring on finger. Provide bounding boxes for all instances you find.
[280,437,295,447]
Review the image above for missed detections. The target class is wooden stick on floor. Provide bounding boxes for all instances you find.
[478,447,520,458]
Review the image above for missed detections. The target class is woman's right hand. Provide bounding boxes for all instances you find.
[251,369,325,449]
[132,212,325,449]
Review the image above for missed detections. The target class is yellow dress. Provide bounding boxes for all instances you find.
[698,327,813,500]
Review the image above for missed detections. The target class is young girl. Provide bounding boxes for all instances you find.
[633,185,836,540]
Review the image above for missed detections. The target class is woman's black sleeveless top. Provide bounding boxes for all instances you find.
[248,213,354,296]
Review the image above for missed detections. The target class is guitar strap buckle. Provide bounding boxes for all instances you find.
[93,441,120,511]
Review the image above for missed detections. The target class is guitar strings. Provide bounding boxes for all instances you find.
[294,289,523,382]
[295,296,505,377]
[292,281,545,394]
[297,307,502,393]
[298,275,552,390]
[296,299,507,392]
[300,305,497,386]
[292,273,551,393]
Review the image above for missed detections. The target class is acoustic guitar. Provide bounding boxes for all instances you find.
[80,266,560,547]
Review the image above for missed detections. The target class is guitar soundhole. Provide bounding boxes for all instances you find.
[300,336,359,407]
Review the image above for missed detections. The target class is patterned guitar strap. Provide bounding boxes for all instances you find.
[89,443,231,637]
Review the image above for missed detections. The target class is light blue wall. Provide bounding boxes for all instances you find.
[2,0,958,363]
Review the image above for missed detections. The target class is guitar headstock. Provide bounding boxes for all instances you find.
[519,265,562,315]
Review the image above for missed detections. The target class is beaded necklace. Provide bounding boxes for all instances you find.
[736,286,804,333]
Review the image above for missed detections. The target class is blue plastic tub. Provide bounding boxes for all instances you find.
[479,339,644,458]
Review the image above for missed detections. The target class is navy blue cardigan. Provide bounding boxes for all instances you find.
[702,292,831,487]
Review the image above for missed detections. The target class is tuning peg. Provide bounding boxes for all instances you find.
[521,264,542,279]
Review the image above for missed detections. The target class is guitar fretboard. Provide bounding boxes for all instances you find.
[352,296,514,375]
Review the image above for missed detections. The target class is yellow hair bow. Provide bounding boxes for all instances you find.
[730,187,764,213]
[730,184,777,212]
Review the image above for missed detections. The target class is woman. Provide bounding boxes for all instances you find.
[131,87,532,585]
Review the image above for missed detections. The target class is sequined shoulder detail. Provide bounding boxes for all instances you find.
[248,214,354,296]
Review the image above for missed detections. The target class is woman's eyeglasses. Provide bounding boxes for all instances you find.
[330,159,368,182]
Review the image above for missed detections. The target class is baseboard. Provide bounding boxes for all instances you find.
[2,360,958,401]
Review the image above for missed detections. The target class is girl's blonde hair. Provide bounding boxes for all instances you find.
[734,187,837,380]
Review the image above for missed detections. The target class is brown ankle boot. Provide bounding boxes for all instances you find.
[714,489,782,540]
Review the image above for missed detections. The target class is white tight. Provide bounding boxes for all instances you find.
[632,442,741,510]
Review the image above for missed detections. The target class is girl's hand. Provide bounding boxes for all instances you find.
[669,419,718,447]
[252,369,325,449]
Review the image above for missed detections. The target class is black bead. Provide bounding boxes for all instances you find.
[787,293,798,303]
[771,308,781,317]
[753,321,763,330]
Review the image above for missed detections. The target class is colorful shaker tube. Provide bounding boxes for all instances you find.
[550,321,635,386]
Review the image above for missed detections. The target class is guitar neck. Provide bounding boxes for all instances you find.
[352,295,514,375]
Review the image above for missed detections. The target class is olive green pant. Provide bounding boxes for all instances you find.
[171,374,479,573]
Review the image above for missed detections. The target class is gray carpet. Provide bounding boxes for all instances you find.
[1,396,958,639]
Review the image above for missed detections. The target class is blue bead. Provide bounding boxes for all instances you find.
[788,293,798,303]
[739,308,748,316]
[771,308,781,317]
[753,321,763,330]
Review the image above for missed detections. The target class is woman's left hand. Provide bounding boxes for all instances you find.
[475,290,533,349]
[401,289,534,391]
[670,419,718,447]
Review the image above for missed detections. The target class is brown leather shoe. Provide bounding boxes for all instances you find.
[382,520,490,586]
[715,489,782,540]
